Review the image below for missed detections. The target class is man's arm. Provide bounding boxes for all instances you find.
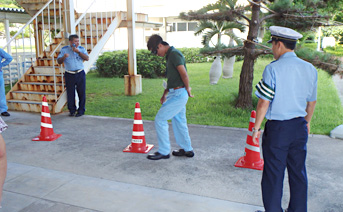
[0,49,13,67]
[305,100,316,134]
[72,47,89,61]
[176,65,194,98]
[160,89,169,104]
[77,51,89,61]
[252,98,270,145]
[57,54,68,64]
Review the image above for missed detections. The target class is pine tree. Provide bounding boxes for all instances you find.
[180,0,341,109]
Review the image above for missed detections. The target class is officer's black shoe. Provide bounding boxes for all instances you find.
[1,112,10,116]
[147,152,170,160]
[69,112,75,117]
[75,113,84,117]
[172,149,194,157]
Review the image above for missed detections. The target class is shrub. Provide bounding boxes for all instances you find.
[295,47,340,75]
[322,26,343,44]
[324,45,343,57]
[96,50,166,78]
[178,48,212,63]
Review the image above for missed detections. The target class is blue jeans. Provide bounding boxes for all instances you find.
[155,88,193,155]
[0,72,8,113]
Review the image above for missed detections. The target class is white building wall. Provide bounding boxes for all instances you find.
[97,0,249,51]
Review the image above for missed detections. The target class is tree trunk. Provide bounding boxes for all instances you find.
[235,0,261,109]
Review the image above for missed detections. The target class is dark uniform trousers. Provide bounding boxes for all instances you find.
[262,117,308,212]
[65,71,86,115]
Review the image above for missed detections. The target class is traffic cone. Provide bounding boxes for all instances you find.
[32,96,62,141]
[123,102,154,153]
[234,110,264,170]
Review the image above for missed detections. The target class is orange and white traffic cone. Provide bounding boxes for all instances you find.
[32,96,62,142]
[123,102,154,153]
[234,110,264,170]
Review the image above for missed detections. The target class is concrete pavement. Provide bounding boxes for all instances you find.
[1,111,343,212]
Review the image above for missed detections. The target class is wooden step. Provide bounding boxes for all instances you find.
[18,82,64,93]
[24,2,63,10]
[40,51,60,59]
[38,22,63,30]
[25,74,63,83]
[33,66,63,74]
[18,0,50,3]
[7,99,53,113]
[36,58,59,66]
[11,90,61,102]
[80,30,105,37]
[76,23,109,31]
[44,44,62,53]
[78,12,116,19]
[80,37,98,45]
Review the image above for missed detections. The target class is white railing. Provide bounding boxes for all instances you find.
[49,42,64,100]
[74,0,116,52]
[3,0,117,104]
[2,0,63,88]
[49,0,117,102]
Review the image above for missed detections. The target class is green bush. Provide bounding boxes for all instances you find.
[324,45,343,57]
[301,43,317,50]
[178,47,213,63]
[96,50,166,78]
[295,47,340,75]
[322,26,343,44]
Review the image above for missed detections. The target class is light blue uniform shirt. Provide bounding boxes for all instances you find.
[57,45,88,71]
[0,48,13,71]
[255,52,317,121]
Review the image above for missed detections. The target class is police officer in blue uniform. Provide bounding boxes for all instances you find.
[57,34,89,117]
[253,26,318,212]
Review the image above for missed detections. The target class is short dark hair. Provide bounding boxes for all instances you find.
[273,39,296,50]
[147,34,169,51]
[282,41,296,50]
[69,34,79,41]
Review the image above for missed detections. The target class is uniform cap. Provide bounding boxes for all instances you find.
[268,26,303,43]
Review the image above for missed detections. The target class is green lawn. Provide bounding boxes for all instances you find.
[85,58,343,135]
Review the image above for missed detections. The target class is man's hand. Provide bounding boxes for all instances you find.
[64,53,69,58]
[252,130,261,145]
[160,94,166,104]
[72,45,80,53]
[187,87,194,98]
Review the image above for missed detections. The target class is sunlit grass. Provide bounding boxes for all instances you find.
[81,58,342,135]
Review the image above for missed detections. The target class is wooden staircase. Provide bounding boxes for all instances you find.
[5,0,117,113]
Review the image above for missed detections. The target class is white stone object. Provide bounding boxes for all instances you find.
[209,56,222,84]
[222,56,235,78]
[330,124,343,140]
[322,37,335,49]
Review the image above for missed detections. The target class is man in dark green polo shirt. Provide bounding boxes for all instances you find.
[146,34,194,160]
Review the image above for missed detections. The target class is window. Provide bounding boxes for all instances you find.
[188,22,198,31]
[177,23,187,31]
[173,23,176,32]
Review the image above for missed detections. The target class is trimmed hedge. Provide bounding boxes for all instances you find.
[178,47,213,63]
[96,48,212,78]
[96,50,166,78]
